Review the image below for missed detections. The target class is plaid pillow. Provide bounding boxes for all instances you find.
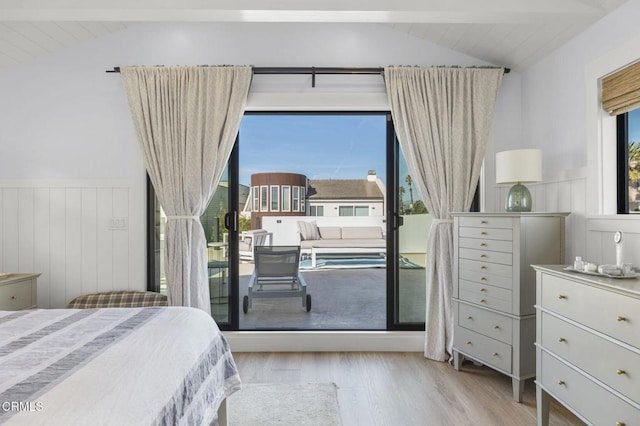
[67,291,168,308]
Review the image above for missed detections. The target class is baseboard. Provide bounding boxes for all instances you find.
[223,330,424,352]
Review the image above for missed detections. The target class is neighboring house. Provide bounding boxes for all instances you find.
[307,170,386,217]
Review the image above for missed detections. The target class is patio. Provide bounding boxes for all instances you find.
[214,259,426,330]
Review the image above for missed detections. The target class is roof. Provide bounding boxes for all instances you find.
[307,179,384,201]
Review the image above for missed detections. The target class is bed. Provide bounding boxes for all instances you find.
[0,306,240,425]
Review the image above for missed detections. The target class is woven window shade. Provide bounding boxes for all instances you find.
[602,60,640,116]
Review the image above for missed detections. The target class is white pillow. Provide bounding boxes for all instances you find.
[297,221,320,241]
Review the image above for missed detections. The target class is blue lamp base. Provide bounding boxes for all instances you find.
[505,183,532,212]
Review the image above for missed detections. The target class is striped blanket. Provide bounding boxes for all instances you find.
[0,307,240,425]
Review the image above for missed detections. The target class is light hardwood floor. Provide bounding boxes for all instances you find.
[233,352,583,426]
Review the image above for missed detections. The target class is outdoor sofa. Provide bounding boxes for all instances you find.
[297,221,386,268]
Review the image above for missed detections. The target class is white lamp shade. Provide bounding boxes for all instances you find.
[495,149,542,184]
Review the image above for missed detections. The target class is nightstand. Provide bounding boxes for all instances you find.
[0,273,40,310]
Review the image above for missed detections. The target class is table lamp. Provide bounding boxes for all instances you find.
[495,149,542,212]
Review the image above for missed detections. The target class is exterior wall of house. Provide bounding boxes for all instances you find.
[308,200,384,217]
[249,172,307,229]
[0,22,520,307]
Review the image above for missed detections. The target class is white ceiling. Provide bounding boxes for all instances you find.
[0,0,629,71]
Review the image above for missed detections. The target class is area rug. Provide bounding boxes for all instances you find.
[229,382,342,426]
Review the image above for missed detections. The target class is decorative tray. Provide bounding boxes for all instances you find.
[563,266,640,279]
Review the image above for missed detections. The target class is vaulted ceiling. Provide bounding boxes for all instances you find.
[0,0,629,71]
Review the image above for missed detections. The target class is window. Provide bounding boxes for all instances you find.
[282,186,291,212]
[292,186,300,212]
[618,108,640,213]
[338,205,369,216]
[309,205,324,216]
[355,205,369,216]
[252,187,259,212]
[260,185,268,212]
[270,185,280,211]
[300,186,306,213]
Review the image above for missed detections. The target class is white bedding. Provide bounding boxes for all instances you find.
[0,307,241,425]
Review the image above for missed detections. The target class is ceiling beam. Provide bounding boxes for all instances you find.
[0,0,605,23]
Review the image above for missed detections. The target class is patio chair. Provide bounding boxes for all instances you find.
[238,229,272,262]
[243,245,311,313]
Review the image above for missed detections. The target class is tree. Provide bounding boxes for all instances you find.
[412,200,428,214]
[629,141,640,184]
[398,186,406,214]
[405,174,414,207]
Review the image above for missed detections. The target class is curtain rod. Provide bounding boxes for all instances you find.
[106,65,510,87]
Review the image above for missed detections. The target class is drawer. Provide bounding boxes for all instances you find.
[459,268,513,290]
[460,284,512,313]
[540,273,640,350]
[0,279,33,310]
[454,326,512,373]
[459,227,513,241]
[458,302,513,344]
[539,351,639,425]
[459,237,512,253]
[459,248,512,266]
[459,279,512,302]
[459,258,513,278]
[541,312,640,405]
[459,216,513,229]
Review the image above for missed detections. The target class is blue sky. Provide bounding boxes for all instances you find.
[239,114,389,186]
[630,108,640,142]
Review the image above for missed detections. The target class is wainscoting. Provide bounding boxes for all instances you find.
[0,180,145,308]
[491,169,640,266]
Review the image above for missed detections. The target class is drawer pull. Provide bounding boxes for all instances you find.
[480,288,487,292]
[481,232,487,235]
[480,220,487,224]
[617,422,626,426]
[465,341,472,345]
[10,296,16,300]
[480,266,487,270]
[480,254,487,258]
[467,316,473,320]
[558,295,567,300]
[558,337,566,343]
[493,325,500,329]
[480,277,487,281]
[492,352,499,357]
[480,299,486,303]
[557,380,565,386]
[616,369,626,375]
[617,316,627,322]
[480,243,487,247]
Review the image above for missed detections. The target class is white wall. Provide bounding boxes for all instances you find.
[0,22,520,307]
[490,0,640,265]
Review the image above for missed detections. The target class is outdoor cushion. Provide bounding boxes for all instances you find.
[318,226,342,240]
[297,221,320,240]
[341,226,383,240]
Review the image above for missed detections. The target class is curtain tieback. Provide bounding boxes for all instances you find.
[165,215,200,221]
[431,219,453,225]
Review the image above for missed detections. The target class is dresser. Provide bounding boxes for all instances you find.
[0,273,39,310]
[451,212,568,402]
[534,265,640,425]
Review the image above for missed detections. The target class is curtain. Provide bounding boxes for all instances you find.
[385,66,503,361]
[121,66,252,313]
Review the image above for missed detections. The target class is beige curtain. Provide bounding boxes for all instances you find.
[385,66,503,361]
[121,66,252,313]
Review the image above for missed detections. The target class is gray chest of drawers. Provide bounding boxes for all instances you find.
[534,265,640,425]
[451,213,568,402]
